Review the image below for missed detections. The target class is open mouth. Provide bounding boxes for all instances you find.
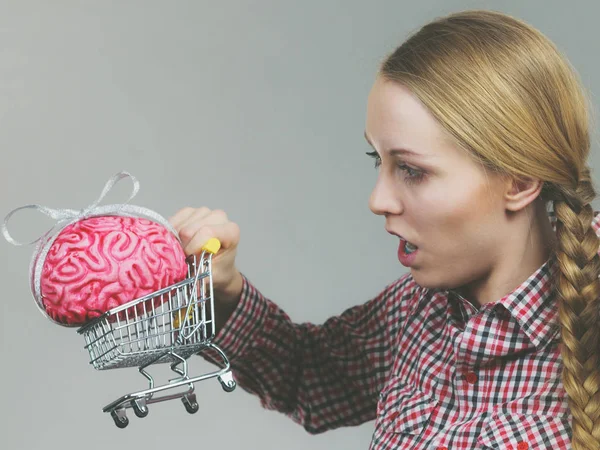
[387,229,420,255]
[405,241,418,254]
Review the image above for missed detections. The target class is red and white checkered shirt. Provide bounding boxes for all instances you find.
[201,209,600,449]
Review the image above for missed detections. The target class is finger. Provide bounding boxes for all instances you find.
[190,209,229,226]
[169,207,210,231]
[182,226,215,257]
[177,209,229,245]
[217,221,240,250]
[177,209,216,246]
[168,207,195,231]
[182,222,239,257]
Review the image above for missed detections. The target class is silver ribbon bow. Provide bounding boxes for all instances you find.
[2,171,181,327]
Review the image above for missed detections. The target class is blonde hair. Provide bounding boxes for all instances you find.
[379,9,600,449]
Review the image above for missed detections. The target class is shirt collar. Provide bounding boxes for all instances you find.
[495,255,560,348]
[495,207,600,348]
[446,208,563,349]
[422,208,600,349]
[441,254,559,347]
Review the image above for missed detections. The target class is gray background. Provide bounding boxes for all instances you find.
[1,1,599,449]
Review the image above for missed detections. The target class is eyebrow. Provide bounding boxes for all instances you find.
[364,131,432,159]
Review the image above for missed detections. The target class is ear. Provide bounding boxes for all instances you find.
[504,176,544,212]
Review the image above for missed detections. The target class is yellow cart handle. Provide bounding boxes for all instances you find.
[201,238,221,254]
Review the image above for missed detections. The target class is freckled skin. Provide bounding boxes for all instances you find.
[41,216,188,325]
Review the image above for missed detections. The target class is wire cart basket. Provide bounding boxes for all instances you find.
[77,238,236,429]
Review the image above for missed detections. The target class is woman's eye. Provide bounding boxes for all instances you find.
[366,151,381,168]
[365,151,425,185]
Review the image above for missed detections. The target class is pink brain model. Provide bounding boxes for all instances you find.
[40,216,188,325]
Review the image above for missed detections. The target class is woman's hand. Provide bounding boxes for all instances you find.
[169,207,243,309]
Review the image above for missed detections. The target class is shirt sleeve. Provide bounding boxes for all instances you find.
[198,271,417,434]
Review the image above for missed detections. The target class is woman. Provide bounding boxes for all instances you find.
[169,10,600,450]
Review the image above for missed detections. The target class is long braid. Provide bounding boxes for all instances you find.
[551,167,600,449]
[379,8,600,447]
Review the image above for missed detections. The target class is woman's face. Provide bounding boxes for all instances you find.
[365,76,514,294]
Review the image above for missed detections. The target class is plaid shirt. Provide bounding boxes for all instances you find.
[202,209,600,449]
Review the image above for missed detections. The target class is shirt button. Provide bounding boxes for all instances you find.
[517,442,529,450]
[465,371,478,384]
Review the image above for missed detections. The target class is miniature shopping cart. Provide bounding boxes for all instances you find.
[77,238,236,429]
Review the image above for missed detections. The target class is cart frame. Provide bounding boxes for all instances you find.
[77,239,235,428]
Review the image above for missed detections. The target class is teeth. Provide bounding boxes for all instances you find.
[405,242,418,253]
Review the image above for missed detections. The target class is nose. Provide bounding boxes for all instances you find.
[369,175,402,216]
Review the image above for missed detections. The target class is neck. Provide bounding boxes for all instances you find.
[455,200,557,309]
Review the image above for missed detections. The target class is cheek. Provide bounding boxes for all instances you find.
[421,181,494,249]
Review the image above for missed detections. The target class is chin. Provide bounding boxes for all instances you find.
[409,268,454,291]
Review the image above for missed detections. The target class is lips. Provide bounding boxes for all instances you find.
[386,228,418,248]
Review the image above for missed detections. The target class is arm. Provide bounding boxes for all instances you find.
[199,271,416,434]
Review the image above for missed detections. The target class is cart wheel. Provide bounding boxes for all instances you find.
[131,400,149,418]
[218,371,236,393]
[220,378,236,393]
[111,410,129,429]
[182,394,199,414]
